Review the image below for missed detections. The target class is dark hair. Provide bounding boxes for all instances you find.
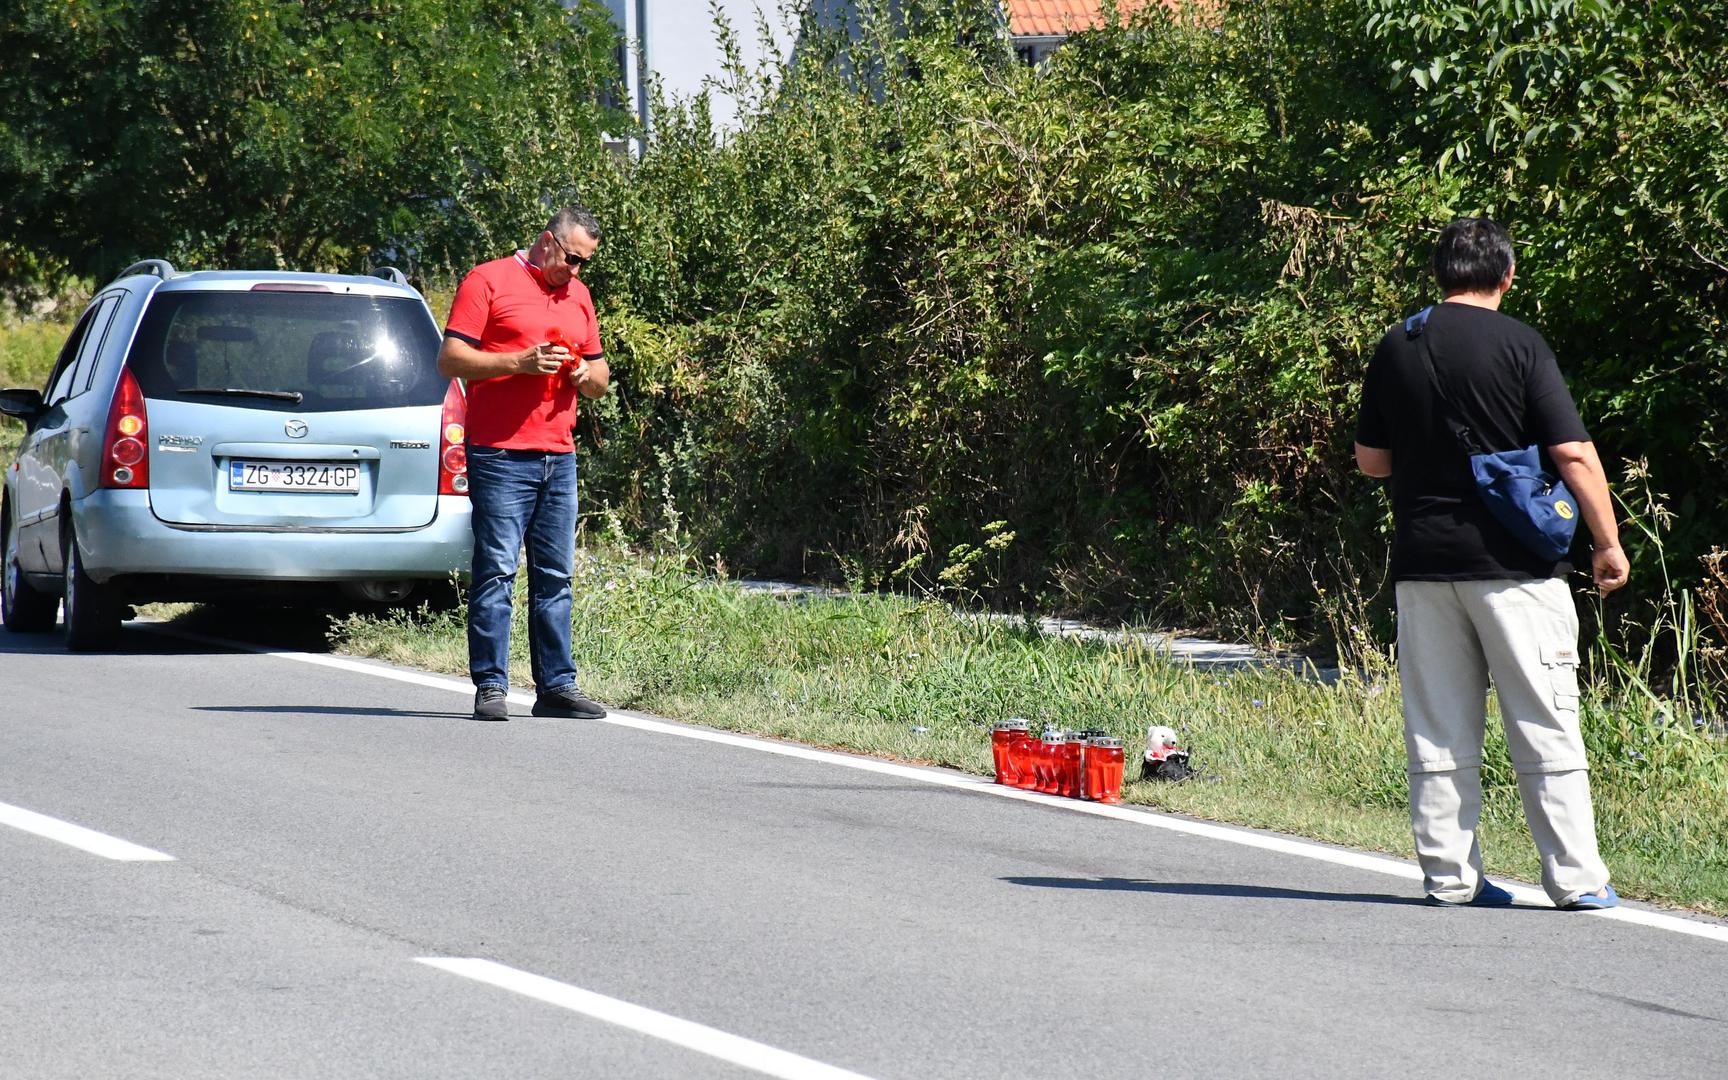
[547,205,601,244]
[1432,217,1514,294]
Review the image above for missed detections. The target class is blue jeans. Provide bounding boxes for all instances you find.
[465,447,578,694]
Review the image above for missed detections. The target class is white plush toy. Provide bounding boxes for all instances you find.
[1141,724,1192,781]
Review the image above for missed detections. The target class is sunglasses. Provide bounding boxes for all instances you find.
[547,231,591,268]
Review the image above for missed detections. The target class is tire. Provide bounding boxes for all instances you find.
[2,513,57,633]
[62,525,120,651]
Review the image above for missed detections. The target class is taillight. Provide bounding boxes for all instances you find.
[438,379,468,496]
[101,368,150,489]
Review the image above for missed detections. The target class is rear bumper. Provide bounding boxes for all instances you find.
[72,490,473,583]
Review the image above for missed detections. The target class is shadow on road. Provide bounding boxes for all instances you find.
[1003,875,1431,906]
[1583,990,1725,1024]
[142,605,348,653]
[0,606,347,658]
[192,704,469,721]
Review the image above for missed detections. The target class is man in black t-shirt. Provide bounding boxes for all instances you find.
[1355,217,1629,910]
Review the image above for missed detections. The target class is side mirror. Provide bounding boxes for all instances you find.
[0,387,46,424]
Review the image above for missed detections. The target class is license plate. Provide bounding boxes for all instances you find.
[228,460,361,494]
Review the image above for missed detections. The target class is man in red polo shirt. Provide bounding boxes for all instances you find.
[437,206,610,721]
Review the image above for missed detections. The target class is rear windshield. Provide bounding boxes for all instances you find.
[127,291,445,412]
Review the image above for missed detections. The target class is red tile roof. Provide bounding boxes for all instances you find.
[1004,0,1202,38]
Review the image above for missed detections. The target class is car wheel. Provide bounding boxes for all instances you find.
[2,514,57,633]
[62,526,120,651]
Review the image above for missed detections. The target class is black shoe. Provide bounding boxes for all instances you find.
[531,685,607,719]
[473,685,510,721]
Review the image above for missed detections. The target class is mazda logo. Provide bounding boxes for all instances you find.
[285,419,309,439]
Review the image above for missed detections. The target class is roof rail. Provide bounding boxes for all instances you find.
[115,259,177,283]
[370,266,409,286]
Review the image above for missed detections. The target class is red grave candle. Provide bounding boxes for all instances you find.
[1039,732,1064,794]
[1059,733,1084,798]
[1088,736,1125,804]
[1008,726,1037,789]
[991,721,1027,785]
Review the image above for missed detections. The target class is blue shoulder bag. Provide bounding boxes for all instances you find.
[1404,306,1579,561]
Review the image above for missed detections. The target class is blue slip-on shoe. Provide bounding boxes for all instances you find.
[1562,885,1619,911]
[1425,880,1516,907]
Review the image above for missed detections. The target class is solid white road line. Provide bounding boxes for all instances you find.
[0,799,175,861]
[418,958,878,1080]
[142,625,1728,945]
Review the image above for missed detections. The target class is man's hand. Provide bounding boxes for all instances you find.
[1549,441,1627,595]
[567,357,610,399]
[438,336,575,382]
[1592,544,1630,595]
[518,342,570,376]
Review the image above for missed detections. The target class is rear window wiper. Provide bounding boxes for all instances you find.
[182,387,305,404]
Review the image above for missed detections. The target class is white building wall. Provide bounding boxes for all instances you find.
[595,0,797,136]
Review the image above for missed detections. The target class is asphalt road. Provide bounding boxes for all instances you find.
[3,617,1727,1079]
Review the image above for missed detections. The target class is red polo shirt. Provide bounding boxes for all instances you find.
[444,253,604,452]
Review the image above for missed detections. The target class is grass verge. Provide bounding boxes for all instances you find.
[2,314,76,464]
[331,545,1728,915]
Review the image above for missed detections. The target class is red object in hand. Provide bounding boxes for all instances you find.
[543,327,576,400]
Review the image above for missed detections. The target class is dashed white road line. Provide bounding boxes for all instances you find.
[144,625,1728,945]
[418,957,878,1080]
[0,799,175,861]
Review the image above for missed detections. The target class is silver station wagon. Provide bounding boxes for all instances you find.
[0,261,473,650]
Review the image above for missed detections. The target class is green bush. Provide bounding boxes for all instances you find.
[5,0,1725,678]
[0,310,75,463]
[0,317,71,390]
[0,0,625,280]
[570,0,1727,672]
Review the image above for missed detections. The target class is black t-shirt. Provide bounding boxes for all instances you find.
[1355,302,1591,581]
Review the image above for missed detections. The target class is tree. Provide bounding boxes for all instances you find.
[0,0,626,278]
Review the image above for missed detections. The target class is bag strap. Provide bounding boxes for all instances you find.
[1404,305,1482,456]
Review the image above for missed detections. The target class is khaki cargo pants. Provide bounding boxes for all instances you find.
[1396,577,1610,906]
